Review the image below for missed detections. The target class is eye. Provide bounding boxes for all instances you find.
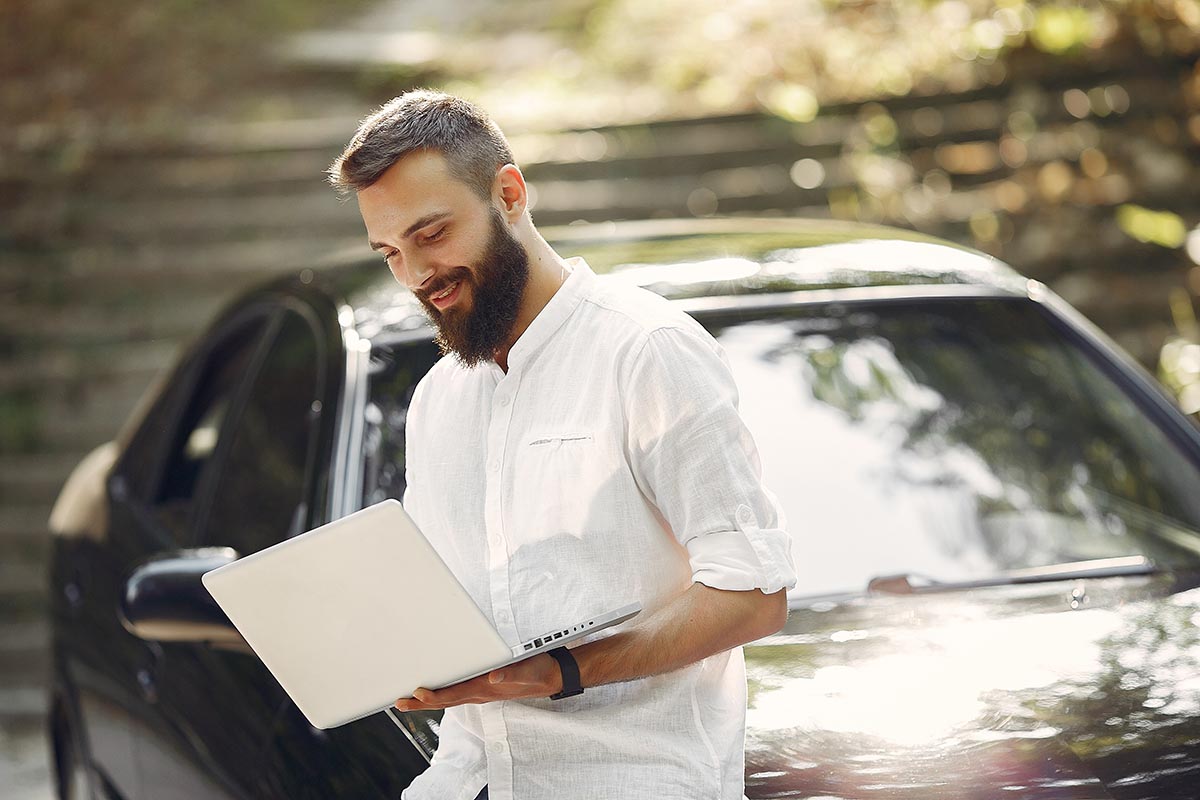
[423,227,446,243]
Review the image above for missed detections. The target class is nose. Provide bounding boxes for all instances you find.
[399,255,436,292]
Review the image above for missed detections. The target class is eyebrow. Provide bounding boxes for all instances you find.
[369,211,452,251]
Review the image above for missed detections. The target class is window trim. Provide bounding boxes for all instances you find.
[110,304,276,549]
[179,310,283,547]
[191,301,334,549]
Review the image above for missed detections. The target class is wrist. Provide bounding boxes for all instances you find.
[542,652,564,695]
[546,647,583,700]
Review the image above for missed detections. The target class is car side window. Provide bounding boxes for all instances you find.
[362,341,442,506]
[140,316,270,545]
[200,309,326,555]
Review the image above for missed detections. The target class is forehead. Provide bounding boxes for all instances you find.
[356,150,482,235]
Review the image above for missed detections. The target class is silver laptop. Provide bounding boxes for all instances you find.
[202,499,641,729]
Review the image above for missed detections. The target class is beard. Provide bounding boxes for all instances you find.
[416,209,531,367]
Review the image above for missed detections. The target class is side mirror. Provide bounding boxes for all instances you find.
[120,547,248,650]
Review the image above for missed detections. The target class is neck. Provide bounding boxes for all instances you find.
[493,232,568,372]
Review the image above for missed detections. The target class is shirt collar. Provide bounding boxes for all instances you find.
[504,257,595,373]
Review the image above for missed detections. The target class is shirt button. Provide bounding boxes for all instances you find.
[489,740,507,754]
[496,609,511,623]
[737,506,754,526]
[489,460,500,472]
[498,396,510,407]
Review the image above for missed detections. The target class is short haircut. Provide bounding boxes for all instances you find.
[328,90,515,199]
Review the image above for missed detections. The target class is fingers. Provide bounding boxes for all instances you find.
[393,655,559,712]
[394,675,499,711]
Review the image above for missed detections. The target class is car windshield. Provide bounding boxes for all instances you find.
[706,296,1200,598]
[364,295,1200,601]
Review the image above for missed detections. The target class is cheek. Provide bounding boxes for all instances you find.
[439,242,475,268]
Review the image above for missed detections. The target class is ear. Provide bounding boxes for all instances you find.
[493,164,528,221]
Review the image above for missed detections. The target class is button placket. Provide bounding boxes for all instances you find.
[485,374,520,644]
[480,696,514,798]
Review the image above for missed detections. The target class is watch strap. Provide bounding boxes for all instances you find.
[547,646,583,700]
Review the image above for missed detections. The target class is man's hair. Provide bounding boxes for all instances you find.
[328,90,515,199]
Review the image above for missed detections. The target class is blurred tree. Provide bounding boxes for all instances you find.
[563,0,1200,116]
[0,0,368,142]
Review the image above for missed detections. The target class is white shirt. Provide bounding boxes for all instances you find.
[400,258,796,800]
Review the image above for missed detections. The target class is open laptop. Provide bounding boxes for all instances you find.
[202,499,641,729]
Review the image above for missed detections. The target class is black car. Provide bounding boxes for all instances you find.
[48,219,1200,799]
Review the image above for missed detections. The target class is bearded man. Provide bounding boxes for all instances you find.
[329,90,796,800]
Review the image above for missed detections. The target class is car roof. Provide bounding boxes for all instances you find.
[300,218,1032,343]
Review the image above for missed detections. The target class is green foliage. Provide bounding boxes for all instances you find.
[523,0,1200,119]
[1031,5,1099,54]
[1116,205,1188,249]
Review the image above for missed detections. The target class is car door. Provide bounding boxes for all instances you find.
[89,307,272,800]
[133,303,340,799]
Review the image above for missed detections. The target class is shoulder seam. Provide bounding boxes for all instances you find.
[580,292,694,338]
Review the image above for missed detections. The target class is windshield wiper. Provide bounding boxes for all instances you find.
[866,555,1158,595]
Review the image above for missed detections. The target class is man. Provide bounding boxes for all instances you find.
[329,90,796,800]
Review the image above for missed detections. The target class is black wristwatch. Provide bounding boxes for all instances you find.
[547,647,584,700]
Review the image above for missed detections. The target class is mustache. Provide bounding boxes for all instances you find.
[416,266,472,304]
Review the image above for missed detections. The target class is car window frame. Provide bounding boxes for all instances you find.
[1029,290,1200,469]
[191,299,336,551]
[109,304,277,550]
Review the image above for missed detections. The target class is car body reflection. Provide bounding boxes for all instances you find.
[50,220,1200,798]
[745,572,1200,797]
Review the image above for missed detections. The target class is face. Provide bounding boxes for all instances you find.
[358,151,530,366]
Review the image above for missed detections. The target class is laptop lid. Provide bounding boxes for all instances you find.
[203,500,519,729]
[202,500,639,729]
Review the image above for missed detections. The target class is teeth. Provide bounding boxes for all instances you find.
[434,282,457,300]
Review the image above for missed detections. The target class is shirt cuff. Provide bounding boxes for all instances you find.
[685,505,797,594]
[402,762,487,800]
[401,706,488,800]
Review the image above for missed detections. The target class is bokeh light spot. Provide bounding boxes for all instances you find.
[790,158,826,190]
[686,187,719,217]
[1080,148,1109,178]
[1063,88,1091,119]
[1037,161,1075,202]
[1186,227,1200,265]
[1116,205,1188,248]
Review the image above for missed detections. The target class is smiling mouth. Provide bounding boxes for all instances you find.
[428,281,462,310]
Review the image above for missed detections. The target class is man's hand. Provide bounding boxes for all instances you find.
[395,652,563,712]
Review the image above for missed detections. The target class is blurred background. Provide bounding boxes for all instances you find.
[3,0,1200,795]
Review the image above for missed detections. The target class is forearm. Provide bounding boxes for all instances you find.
[395,583,788,712]
[573,582,788,689]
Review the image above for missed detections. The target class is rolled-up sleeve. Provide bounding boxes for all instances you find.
[622,325,797,594]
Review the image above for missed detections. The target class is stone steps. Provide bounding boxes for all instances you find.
[0,235,361,289]
[6,291,226,350]
[28,385,150,456]
[0,455,81,508]
[0,619,52,727]
[0,339,178,391]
